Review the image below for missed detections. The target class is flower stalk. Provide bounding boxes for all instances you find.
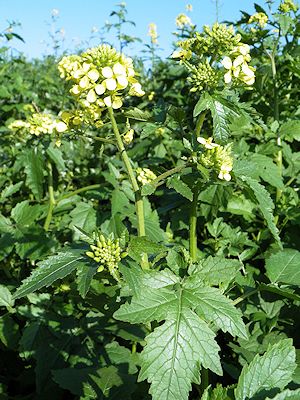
[107,106,148,269]
[44,160,56,231]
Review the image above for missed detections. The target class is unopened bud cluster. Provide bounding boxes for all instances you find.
[86,234,124,277]
[248,12,268,28]
[136,167,157,185]
[58,44,145,127]
[197,137,233,181]
[172,23,255,90]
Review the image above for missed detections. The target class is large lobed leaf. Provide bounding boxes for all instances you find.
[114,262,247,400]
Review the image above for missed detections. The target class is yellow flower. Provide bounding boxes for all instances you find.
[148,23,158,45]
[221,43,255,86]
[248,12,268,28]
[136,168,157,185]
[175,13,193,28]
[58,44,145,116]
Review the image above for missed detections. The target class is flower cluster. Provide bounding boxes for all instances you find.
[123,128,134,144]
[85,234,124,279]
[148,23,158,45]
[176,13,193,29]
[58,44,145,116]
[221,43,255,86]
[172,23,254,91]
[136,168,157,185]
[8,112,67,138]
[248,12,268,28]
[279,0,298,13]
[197,137,233,181]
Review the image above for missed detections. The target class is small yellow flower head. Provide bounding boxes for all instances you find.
[136,168,157,185]
[221,43,255,86]
[197,137,233,181]
[176,13,193,28]
[8,113,68,137]
[279,0,298,13]
[85,234,124,280]
[123,128,134,144]
[58,44,145,115]
[148,23,158,45]
[148,91,155,101]
[248,12,268,28]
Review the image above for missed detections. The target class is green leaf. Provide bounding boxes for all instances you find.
[114,268,251,399]
[189,256,240,287]
[76,263,97,298]
[11,200,44,226]
[251,154,284,189]
[69,202,97,240]
[193,93,210,117]
[235,339,296,400]
[127,236,165,261]
[183,285,248,339]
[46,144,66,171]
[266,389,300,400]
[0,285,14,309]
[139,308,222,400]
[239,176,281,245]
[167,177,193,201]
[0,315,20,348]
[279,120,300,142]
[13,249,85,299]
[0,181,23,202]
[265,249,300,285]
[124,107,151,121]
[22,148,44,201]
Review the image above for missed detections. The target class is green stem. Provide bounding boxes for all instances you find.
[44,160,56,231]
[107,107,148,269]
[58,184,101,202]
[189,185,200,262]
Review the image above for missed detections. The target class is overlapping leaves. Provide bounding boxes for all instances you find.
[114,259,247,400]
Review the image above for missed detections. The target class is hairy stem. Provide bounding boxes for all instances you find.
[58,184,102,202]
[107,107,148,269]
[44,160,56,231]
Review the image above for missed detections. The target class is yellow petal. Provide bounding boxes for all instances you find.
[103,96,112,107]
[87,69,100,81]
[112,97,123,109]
[113,63,126,76]
[224,71,232,84]
[233,55,244,68]
[55,121,68,132]
[79,76,89,89]
[117,75,128,89]
[95,84,106,95]
[102,66,113,78]
[87,89,97,103]
[221,56,232,70]
[104,78,117,91]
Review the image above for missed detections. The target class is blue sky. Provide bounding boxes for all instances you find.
[0,0,270,59]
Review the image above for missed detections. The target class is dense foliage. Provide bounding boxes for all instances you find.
[0,1,300,399]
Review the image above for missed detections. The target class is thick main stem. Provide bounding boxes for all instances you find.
[44,160,56,231]
[107,107,148,269]
[189,185,200,262]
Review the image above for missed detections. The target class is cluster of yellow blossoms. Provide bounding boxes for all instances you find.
[175,13,193,29]
[86,234,125,280]
[197,137,233,181]
[8,112,67,137]
[279,0,298,13]
[148,23,158,45]
[58,44,145,114]
[136,168,157,185]
[221,43,255,86]
[248,12,268,28]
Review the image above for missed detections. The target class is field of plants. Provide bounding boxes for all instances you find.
[0,1,300,399]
